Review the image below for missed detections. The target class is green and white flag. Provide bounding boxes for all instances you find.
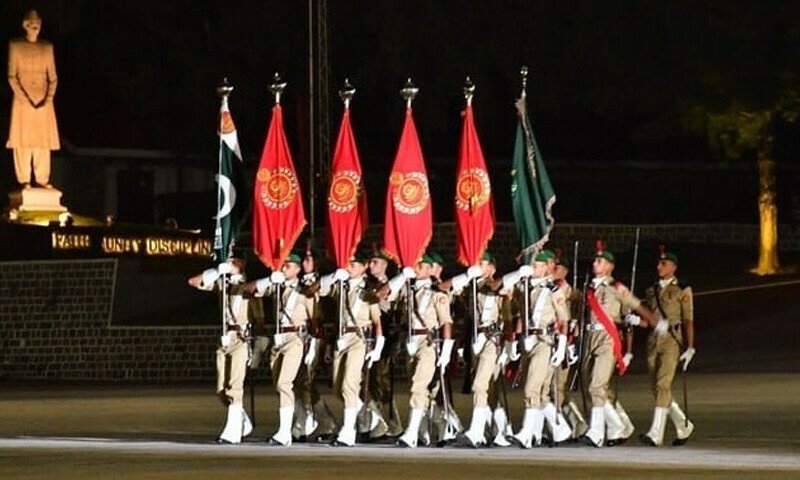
[511,94,555,262]
[214,96,243,262]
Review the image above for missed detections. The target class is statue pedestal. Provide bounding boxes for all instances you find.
[8,187,67,212]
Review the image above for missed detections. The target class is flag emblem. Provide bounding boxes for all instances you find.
[219,111,236,135]
[257,167,298,209]
[390,171,429,214]
[328,170,360,213]
[455,168,491,212]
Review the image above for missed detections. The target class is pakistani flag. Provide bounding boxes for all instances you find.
[214,95,243,262]
[511,94,555,262]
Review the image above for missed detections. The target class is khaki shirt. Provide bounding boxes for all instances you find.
[589,276,641,325]
[200,275,249,330]
[645,277,693,326]
[399,278,453,330]
[266,279,315,328]
[516,277,571,329]
[327,275,381,329]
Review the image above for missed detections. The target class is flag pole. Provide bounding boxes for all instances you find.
[269,73,287,334]
[336,79,356,339]
[216,78,234,338]
[400,78,419,343]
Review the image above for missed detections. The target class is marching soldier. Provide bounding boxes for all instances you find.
[625,246,696,446]
[318,251,384,447]
[247,253,316,446]
[365,246,400,439]
[387,254,454,448]
[581,241,656,447]
[503,251,570,448]
[188,257,255,444]
[453,252,513,448]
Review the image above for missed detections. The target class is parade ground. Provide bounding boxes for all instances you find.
[2,270,799,479]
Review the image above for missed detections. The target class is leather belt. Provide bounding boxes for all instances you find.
[527,328,544,335]
[280,325,305,333]
[343,326,360,333]
[411,328,430,335]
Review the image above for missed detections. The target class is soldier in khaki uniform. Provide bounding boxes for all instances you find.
[318,252,384,447]
[581,242,656,447]
[6,10,60,188]
[388,254,454,448]
[502,251,570,448]
[625,247,696,446]
[188,257,254,444]
[249,252,316,446]
[452,252,513,448]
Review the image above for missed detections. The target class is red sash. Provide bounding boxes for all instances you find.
[586,287,627,375]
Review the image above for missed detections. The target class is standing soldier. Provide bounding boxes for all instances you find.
[388,254,454,448]
[188,257,254,444]
[581,241,656,447]
[318,251,384,447]
[625,246,696,446]
[503,251,569,448]
[246,253,316,446]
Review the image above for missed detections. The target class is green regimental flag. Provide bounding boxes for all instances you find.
[510,95,555,263]
[214,96,244,262]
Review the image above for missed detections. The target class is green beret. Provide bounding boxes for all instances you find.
[556,255,570,267]
[660,251,678,265]
[595,250,615,263]
[370,248,391,262]
[533,251,550,263]
[350,250,370,265]
[285,252,303,265]
[540,249,556,260]
[481,251,496,265]
[426,250,445,265]
[419,254,435,265]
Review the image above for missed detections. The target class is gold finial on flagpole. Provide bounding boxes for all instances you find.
[520,66,529,99]
[269,72,287,104]
[217,77,233,100]
[339,78,356,108]
[400,77,419,108]
[463,76,475,106]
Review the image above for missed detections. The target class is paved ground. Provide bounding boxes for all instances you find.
[1,267,799,479]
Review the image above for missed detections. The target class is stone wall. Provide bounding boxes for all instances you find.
[2,222,799,383]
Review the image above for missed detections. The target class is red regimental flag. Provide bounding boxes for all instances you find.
[454,104,495,266]
[326,107,368,268]
[253,105,306,270]
[383,107,432,267]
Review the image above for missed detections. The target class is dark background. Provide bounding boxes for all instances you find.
[1,1,799,228]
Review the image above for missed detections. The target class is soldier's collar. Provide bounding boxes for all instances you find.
[658,277,677,288]
[285,278,299,287]
[592,275,611,288]
[414,278,432,289]
[229,274,245,284]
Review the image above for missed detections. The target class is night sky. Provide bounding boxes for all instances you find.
[1,1,799,226]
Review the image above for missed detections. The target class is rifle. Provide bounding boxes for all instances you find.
[568,271,590,400]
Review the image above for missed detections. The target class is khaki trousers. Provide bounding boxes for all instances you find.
[522,342,552,409]
[295,338,323,406]
[471,340,499,408]
[13,148,50,184]
[408,337,437,410]
[647,328,682,407]
[333,334,366,408]
[583,330,616,407]
[270,334,304,408]
[216,340,249,404]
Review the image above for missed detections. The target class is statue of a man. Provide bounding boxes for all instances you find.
[6,9,60,189]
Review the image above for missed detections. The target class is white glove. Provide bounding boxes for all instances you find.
[466,265,482,280]
[336,334,350,352]
[220,332,235,348]
[201,268,220,287]
[273,333,285,348]
[437,339,455,370]
[334,268,349,282]
[523,335,537,352]
[406,337,420,357]
[450,273,469,293]
[319,273,336,295]
[550,334,567,366]
[567,344,579,365]
[505,341,521,362]
[366,335,385,368]
[471,334,487,356]
[254,277,272,295]
[624,314,641,327]
[304,337,319,365]
[519,265,534,278]
[402,266,416,279]
[679,347,696,372]
[622,352,633,368]
[217,262,233,275]
[496,349,508,368]
[387,273,407,294]
[654,319,669,335]
[270,270,286,284]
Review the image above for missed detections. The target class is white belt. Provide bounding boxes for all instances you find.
[585,323,606,332]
